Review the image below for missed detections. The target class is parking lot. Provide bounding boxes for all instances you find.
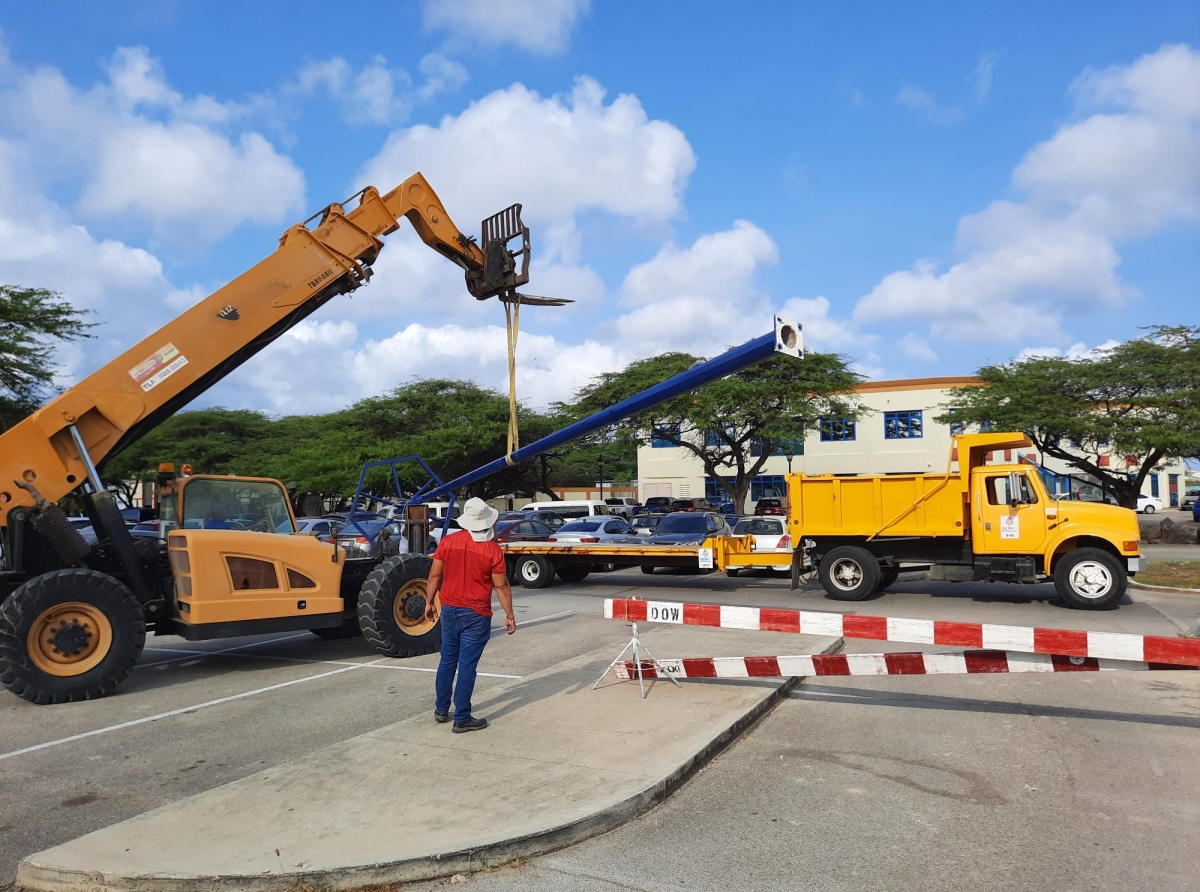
[3,568,1199,891]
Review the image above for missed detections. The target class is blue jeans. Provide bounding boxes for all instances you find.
[435,606,492,723]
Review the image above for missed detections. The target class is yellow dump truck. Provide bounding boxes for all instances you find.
[502,432,1144,610]
[791,432,1145,609]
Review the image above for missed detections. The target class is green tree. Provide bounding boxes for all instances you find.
[0,285,94,430]
[100,408,275,503]
[937,325,1200,508]
[571,350,863,512]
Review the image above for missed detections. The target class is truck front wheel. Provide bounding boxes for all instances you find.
[0,569,145,704]
[1053,548,1125,610]
[818,547,881,601]
[358,555,441,657]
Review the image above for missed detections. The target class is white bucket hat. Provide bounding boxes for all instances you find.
[456,497,499,541]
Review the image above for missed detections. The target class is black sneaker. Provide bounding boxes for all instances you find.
[452,717,488,733]
[434,710,450,724]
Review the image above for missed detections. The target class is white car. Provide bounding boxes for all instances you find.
[725,516,792,578]
[1137,494,1163,514]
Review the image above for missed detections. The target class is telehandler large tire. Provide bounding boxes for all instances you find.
[358,554,441,658]
[0,569,145,704]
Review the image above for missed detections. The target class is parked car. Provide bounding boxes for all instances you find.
[495,519,555,542]
[295,517,335,539]
[67,516,98,546]
[523,499,611,519]
[322,511,385,523]
[669,498,715,512]
[636,496,673,515]
[630,515,661,536]
[604,497,640,517]
[501,509,566,531]
[1193,500,1200,525]
[1180,488,1199,510]
[549,517,643,545]
[641,511,732,574]
[722,513,744,530]
[129,520,174,538]
[335,518,407,560]
[426,518,463,550]
[726,517,792,578]
[754,497,786,516]
[1137,494,1163,514]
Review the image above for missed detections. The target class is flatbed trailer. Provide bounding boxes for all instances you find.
[500,537,793,588]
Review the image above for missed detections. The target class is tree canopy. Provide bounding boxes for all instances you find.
[571,349,863,512]
[0,285,94,431]
[938,325,1200,507]
[99,379,640,512]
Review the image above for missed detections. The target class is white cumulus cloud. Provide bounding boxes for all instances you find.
[0,44,304,243]
[291,53,467,126]
[420,0,590,54]
[858,44,1200,343]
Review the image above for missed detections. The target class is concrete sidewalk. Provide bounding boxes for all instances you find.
[18,625,840,892]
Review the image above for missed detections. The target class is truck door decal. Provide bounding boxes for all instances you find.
[999,515,1020,539]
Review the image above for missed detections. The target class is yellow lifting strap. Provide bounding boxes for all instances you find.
[504,297,521,466]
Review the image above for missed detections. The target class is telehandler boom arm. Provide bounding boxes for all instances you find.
[0,174,530,520]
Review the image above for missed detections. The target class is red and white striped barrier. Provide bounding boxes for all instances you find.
[613,650,1198,681]
[603,598,1200,669]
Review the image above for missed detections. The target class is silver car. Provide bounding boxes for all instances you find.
[549,517,643,545]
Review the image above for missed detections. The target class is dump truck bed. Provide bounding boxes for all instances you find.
[787,472,968,540]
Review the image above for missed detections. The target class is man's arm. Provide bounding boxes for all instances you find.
[491,572,516,634]
[424,558,445,621]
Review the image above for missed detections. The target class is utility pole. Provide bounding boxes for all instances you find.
[598,455,605,501]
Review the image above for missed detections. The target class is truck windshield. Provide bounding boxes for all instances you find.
[655,515,707,534]
[181,479,296,533]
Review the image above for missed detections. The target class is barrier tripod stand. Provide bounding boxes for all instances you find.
[592,618,682,699]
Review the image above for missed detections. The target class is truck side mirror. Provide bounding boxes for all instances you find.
[1007,471,1023,507]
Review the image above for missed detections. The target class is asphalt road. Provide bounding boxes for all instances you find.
[3,567,1199,890]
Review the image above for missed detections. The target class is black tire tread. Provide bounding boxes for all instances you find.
[818,546,881,601]
[357,554,439,657]
[515,556,555,589]
[0,569,145,705]
[556,565,590,583]
[1053,547,1126,610]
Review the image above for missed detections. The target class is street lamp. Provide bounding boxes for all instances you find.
[785,445,794,475]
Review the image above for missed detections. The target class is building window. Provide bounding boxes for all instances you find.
[945,408,964,436]
[751,475,787,501]
[752,437,805,457]
[1150,473,1159,498]
[884,410,923,439]
[705,423,737,448]
[819,418,856,442]
[705,477,735,502]
[651,424,680,448]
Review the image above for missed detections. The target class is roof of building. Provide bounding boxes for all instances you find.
[851,376,982,394]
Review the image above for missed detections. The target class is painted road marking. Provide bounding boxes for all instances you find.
[137,633,312,667]
[0,660,386,762]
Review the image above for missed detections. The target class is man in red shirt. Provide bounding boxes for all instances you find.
[424,497,516,732]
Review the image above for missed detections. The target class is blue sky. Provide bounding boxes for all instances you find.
[1,1,1196,415]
